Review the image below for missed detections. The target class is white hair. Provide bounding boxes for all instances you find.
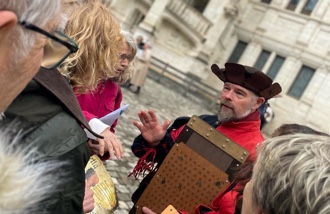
[0,0,61,59]
[252,134,330,214]
[0,127,66,213]
[113,30,138,82]
[121,30,138,59]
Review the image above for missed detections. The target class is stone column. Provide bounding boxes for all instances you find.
[295,0,308,13]
[238,41,262,66]
[138,0,170,33]
[262,51,277,73]
[200,0,237,59]
[312,0,328,19]
[271,0,291,8]
[265,56,300,110]
[189,0,237,79]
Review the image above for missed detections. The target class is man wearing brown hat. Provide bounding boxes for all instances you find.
[128,62,282,214]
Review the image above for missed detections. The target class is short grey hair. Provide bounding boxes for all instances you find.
[113,30,138,83]
[121,30,138,60]
[0,0,61,58]
[252,134,330,214]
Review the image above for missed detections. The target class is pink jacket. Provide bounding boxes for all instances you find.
[75,80,122,133]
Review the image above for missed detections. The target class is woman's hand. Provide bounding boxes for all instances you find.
[83,181,95,213]
[88,129,123,160]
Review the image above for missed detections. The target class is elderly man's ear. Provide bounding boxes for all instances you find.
[252,97,265,111]
[0,11,18,37]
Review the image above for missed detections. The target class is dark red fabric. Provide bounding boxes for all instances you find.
[128,148,156,179]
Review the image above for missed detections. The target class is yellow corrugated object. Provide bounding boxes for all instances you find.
[85,155,117,214]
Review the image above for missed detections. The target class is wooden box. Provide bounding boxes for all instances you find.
[135,115,249,213]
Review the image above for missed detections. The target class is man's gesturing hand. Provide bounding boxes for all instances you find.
[133,110,171,147]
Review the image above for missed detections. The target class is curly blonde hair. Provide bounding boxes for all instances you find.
[59,0,124,93]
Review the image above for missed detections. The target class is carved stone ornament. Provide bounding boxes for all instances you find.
[224,2,239,18]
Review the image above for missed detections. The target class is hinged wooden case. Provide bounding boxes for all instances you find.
[135,115,249,213]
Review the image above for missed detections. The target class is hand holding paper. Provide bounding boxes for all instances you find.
[85,104,129,140]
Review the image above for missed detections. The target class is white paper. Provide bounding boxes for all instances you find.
[84,104,129,140]
[100,103,129,125]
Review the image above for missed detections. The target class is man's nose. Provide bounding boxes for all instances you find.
[222,90,233,100]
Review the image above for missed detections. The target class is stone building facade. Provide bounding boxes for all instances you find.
[105,0,330,135]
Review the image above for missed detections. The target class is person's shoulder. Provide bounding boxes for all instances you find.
[172,114,218,123]
[174,114,218,128]
[199,114,218,124]
[199,114,217,119]
[198,114,218,128]
[170,116,191,129]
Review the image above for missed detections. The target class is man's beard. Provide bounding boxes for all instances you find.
[217,100,253,124]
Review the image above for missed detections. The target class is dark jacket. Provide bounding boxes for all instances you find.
[0,68,96,214]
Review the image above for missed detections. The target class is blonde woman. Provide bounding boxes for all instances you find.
[77,30,137,161]
[60,0,136,160]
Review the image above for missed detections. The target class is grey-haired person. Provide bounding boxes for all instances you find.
[0,0,68,112]
[242,133,330,214]
[0,1,94,213]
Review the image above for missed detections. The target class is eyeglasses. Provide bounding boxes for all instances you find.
[19,20,79,69]
[119,53,134,62]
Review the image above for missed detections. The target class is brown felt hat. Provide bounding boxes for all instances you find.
[211,63,282,100]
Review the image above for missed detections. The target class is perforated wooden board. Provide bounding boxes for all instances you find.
[135,143,229,214]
